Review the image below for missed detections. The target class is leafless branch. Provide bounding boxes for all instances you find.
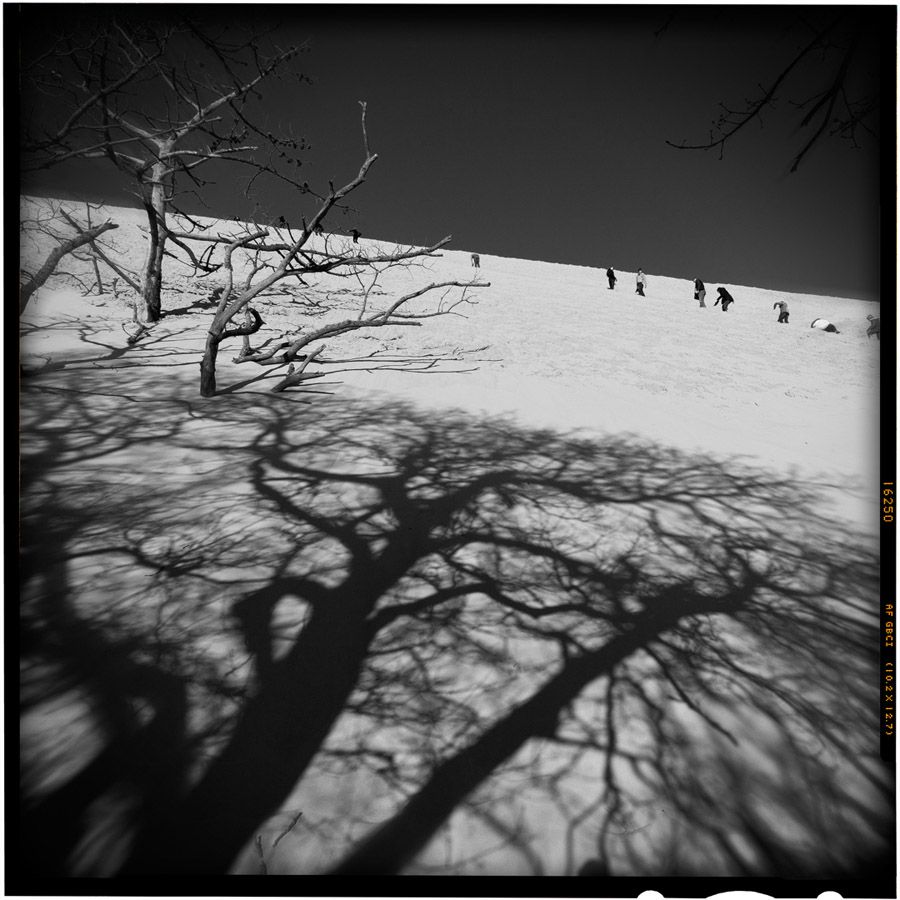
[270,345,325,392]
[56,207,142,294]
[20,217,118,314]
[664,13,875,170]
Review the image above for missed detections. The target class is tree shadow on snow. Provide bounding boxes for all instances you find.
[16,367,892,885]
[20,315,205,376]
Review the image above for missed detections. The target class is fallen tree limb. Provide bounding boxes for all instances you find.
[270,345,325,392]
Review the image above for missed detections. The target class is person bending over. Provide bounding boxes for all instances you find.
[714,287,735,311]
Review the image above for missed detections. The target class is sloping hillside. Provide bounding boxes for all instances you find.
[19,196,886,878]
[21,195,880,512]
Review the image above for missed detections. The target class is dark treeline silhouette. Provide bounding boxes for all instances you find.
[18,360,892,881]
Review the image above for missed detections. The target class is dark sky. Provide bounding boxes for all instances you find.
[18,4,892,301]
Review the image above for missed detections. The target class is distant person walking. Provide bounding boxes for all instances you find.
[606,267,617,290]
[350,228,362,244]
[694,278,706,308]
[636,269,646,296]
[773,300,790,324]
[714,287,735,311]
[867,314,880,340]
[471,253,480,268]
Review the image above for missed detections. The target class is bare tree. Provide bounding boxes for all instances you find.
[165,103,489,397]
[21,15,307,321]
[665,10,881,172]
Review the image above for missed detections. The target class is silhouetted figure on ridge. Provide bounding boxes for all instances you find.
[606,267,617,290]
[471,253,480,268]
[636,269,646,296]
[350,228,361,244]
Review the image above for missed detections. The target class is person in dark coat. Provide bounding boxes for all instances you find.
[606,267,617,289]
[636,269,646,296]
[694,278,706,308]
[714,287,735,311]
[350,228,361,244]
[773,300,789,323]
[471,253,481,268]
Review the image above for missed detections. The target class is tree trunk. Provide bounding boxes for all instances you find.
[201,307,265,396]
[141,223,165,323]
[84,204,104,295]
[90,254,105,295]
[140,155,170,323]
[199,332,220,397]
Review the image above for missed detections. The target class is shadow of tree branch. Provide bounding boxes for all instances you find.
[18,367,890,880]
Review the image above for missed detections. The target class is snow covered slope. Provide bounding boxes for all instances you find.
[19,196,886,877]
